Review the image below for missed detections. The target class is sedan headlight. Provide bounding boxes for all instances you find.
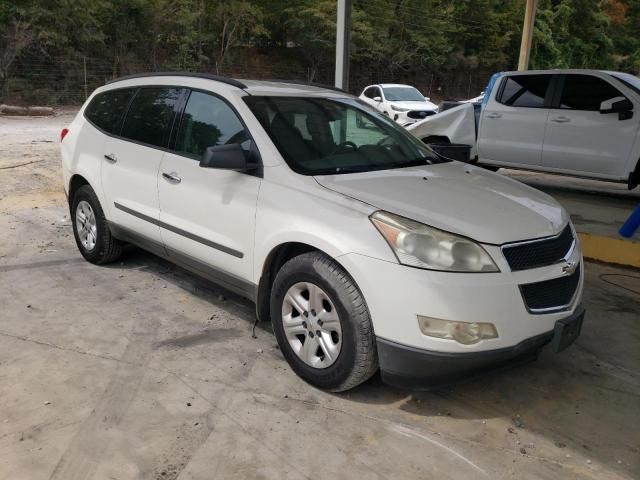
[390,105,409,112]
[370,211,499,272]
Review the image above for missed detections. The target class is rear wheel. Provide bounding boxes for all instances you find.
[270,252,378,392]
[71,185,123,264]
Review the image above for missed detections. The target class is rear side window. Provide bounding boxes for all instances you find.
[559,75,623,111]
[175,91,250,159]
[498,75,550,108]
[121,87,183,148]
[85,89,135,134]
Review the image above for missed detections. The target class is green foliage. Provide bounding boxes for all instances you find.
[1,0,640,102]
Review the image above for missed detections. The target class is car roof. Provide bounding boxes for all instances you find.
[240,79,352,97]
[375,83,416,88]
[103,72,352,98]
[500,69,622,76]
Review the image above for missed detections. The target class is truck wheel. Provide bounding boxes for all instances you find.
[270,252,378,392]
[71,185,123,264]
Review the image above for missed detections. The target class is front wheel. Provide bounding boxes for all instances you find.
[270,252,378,392]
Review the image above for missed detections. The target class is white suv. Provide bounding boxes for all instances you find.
[61,74,585,391]
[359,83,438,126]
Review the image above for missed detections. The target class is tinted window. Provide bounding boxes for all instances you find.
[364,87,381,99]
[499,75,550,107]
[244,96,445,175]
[85,88,135,134]
[175,91,250,159]
[121,87,182,147]
[560,75,623,111]
[363,87,376,99]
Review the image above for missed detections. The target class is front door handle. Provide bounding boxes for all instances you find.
[551,116,571,123]
[162,172,182,184]
[104,153,117,163]
[486,112,502,119]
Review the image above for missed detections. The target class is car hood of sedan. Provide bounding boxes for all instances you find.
[314,162,568,245]
[388,100,438,111]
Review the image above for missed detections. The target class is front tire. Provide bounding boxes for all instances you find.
[270,252,378,392]
[71,185,123,264]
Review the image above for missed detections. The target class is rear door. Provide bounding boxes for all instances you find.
[101,86,184,244]
[478,74,552,166]
[541,74,638,178]
[157,89,261,285]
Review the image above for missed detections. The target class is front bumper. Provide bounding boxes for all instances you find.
[378,305,585,389]
[392,110,437,127]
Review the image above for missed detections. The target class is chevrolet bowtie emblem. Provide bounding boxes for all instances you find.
[562,261,578,275]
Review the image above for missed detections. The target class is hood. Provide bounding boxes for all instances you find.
[388,100,438,111]
[314,163,568,245]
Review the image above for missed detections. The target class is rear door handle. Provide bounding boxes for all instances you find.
[486,112,502,119]
[162,172,182,184]
[551,116,571,123]
[104,153,117,163]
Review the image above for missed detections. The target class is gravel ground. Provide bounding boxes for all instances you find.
[0,111,638,480]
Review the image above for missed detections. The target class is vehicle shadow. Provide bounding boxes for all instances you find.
[105,247,640,476]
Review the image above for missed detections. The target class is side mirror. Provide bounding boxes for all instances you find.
[600,96,634,120]
[373,96,382,103]
[200,143,260,173]
[424,96,431,101]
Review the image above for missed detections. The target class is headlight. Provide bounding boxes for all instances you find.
[370,211,499,272]
[391,105,409,112]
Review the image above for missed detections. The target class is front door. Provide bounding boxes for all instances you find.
[541,74,638,179]
[157,90,261,284]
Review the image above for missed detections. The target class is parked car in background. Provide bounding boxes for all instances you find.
[409,69,640,189]
[61,74,585,392]
[359,83,438,126]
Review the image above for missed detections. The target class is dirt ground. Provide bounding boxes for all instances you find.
[0,112,639,480]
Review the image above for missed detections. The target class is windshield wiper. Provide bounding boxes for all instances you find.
[310,159,430,175]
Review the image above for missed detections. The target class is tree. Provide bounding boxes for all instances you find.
[210,1,266,74]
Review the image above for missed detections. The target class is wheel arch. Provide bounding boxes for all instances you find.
[421,135,451,145]
[629,157,640,190]
[68,174,90,206]
[255,242,343,324]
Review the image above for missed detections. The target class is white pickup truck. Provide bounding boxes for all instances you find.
[408,69,640,189]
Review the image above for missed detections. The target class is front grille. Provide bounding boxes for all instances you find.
[407,110,436,119]
[503,225,574,271]
[520,265,580,313]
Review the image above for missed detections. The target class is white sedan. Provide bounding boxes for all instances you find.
[359,83,438,126]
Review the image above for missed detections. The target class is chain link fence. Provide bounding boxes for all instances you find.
[2,51,492,106]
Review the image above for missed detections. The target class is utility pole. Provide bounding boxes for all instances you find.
[335,0,352,90]
[518,0,538,71]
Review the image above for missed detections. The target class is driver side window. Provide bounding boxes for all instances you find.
[332,109,397,147]
[175,90,250,159]
[559,75,624,111]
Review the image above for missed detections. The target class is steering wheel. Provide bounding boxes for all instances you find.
[377,136,394,147]
[331,141,358,154]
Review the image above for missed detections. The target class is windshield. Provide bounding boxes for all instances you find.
[244,96,446,175]
[610,72,640,96]
[382,87,425,102]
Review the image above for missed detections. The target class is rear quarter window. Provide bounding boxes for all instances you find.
[84,88,135,134]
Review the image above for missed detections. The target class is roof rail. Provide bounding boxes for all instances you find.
[259,79,348,93]
[105,72,247,89]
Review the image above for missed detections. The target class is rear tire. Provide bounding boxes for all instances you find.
[71,185,123,264]
[270,252,378,392]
